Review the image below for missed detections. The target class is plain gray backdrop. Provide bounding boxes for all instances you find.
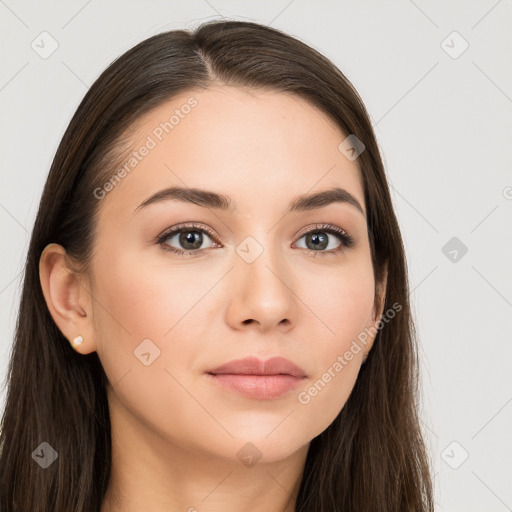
[1,1,511,510]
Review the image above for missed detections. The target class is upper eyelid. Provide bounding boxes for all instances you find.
[158,222,351,246]
[294,223,349,239]
[158,223,219,242]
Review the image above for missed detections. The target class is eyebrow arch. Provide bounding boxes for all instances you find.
[134,186,365,216]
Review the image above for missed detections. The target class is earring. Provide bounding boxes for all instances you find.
[72,335,84,347]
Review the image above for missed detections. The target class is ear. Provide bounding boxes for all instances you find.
[39,243,97,354]
[362,263,388,361]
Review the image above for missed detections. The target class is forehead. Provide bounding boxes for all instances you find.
[97,85,365,219]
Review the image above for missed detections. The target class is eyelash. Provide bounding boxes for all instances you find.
[156,222,355,258]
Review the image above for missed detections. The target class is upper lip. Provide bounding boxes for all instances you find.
[207,356,307,378]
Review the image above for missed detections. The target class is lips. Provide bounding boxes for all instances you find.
[207,356,307,378]
[206,356,307,400]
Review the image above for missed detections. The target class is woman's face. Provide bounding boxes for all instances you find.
[82,85,383,463]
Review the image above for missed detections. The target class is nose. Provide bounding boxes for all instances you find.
[224,240,298,333]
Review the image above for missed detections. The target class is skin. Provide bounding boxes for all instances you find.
[39,85,387,512]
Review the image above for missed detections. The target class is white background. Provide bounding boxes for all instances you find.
[1,1,511,510]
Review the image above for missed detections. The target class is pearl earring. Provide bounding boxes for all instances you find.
[72,335,83,347]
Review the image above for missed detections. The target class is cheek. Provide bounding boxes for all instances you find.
[299,254,376,347]
[89,250,214,443]
[90,248,219,386]
[92,247,216,341]
[291,258,375,433]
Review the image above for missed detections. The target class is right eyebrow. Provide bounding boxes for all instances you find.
[134,187,236,213]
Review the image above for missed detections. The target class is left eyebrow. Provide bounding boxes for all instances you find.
[134,186,365,216]
[288,187,365,216]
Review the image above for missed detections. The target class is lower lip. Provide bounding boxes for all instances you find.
[207,373,305,400]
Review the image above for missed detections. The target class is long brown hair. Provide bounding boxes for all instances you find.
[0,20,433,511]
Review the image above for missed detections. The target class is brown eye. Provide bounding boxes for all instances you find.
[157,223,220,255]
[167,230,207,251]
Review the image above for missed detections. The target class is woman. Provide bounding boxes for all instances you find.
[0,19,433,511]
